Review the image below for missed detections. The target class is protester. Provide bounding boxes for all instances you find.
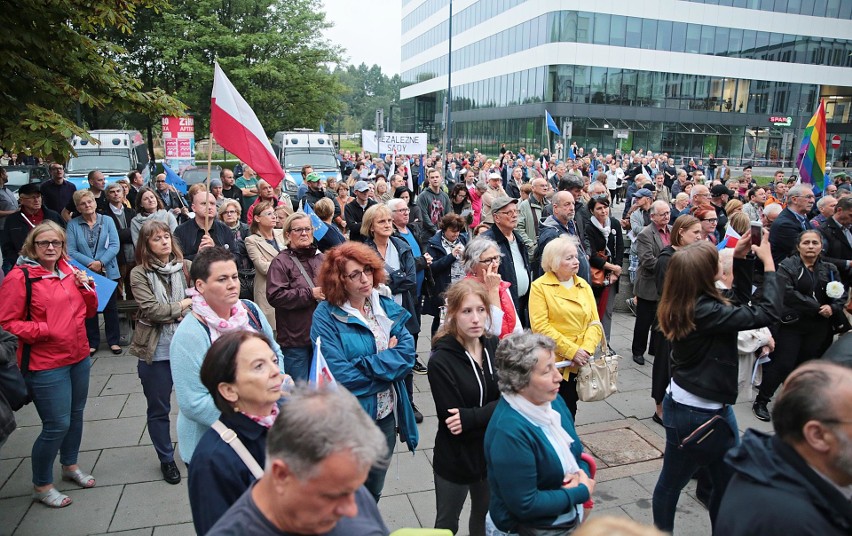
[244,202,285,329]
[128,220,191,485]
[530,235,603,418]
[653,238,781,533]
[483,197,531,327]
[534,191,591,282]
[425,214,469,336]
[484,332,595,535]
[0,324,21,449]
[311,242,418,501]
[131,186,179,247]
[462,237,521,340]
[388,198,430,333]
[752,229,847,422]
[40,162,76,216]
[585,195,624,339]
[265,212,324,382]
[716,360,852,535]
[449,183,473,229]
[190,331,287,535]
[769,184,815,265]
[312,197,346,251]
[205,385,389,536]
[428,280,500,536]
[344,181,378,243]
[1,183,64,272]
[217,199,253,298]
[67,189,122,355]
[245,179,280,225]
[174,190,237,260]
[170,246,282,464]
[418,168,452,238]
[394,186,425,238]
[0,221,98,508]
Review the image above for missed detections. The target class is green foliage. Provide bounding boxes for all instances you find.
[113,0,347,137]
[333,63,403,132]
[0,0,186,160]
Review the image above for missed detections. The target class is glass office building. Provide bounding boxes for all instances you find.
[399,0,852,166]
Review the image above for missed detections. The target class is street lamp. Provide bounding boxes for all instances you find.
[443,0,453,168]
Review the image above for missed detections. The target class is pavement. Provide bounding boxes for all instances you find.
[0,307,776,536]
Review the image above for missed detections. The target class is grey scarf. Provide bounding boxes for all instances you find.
[146,259,186,336]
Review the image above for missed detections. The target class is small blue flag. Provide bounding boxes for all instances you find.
[545,110,561,136]
[161,162,188,195]
[302,201,328,240]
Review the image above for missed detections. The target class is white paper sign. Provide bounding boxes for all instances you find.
[361,129,428,155]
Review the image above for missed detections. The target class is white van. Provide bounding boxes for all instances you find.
[272,130,341,188]
[66,130,150,190]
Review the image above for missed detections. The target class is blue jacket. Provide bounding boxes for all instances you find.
[310,294,419,451]
[484,395,591,533]
[66,213,120,280]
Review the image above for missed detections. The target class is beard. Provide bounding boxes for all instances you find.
[831,426,852,482]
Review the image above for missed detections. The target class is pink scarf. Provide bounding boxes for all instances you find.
[187,288,254,342]
[242,404,279,428]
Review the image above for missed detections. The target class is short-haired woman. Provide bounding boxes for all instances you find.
[425,213,469,336]
[67,189,122,355]
[0,221,98,507]
[310,242,418,501]
[530,235,603,418]
[244,201,286,329]
[131,186,178,248]
[462,236,521,340]
[484,332,595,535]
[313,197,345,251]
[128,220,191,485]
[190,331,287,535]
[428,279,499,535]
[653,238,780,532]
[217,199,253,300]
[585,195,624,340]
[693,205,719,245]
[170,246,283,465]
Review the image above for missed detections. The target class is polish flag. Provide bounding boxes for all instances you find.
[211,62,284,187]
[717,225,741,250]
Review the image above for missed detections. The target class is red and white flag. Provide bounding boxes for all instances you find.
[211,62,284,187]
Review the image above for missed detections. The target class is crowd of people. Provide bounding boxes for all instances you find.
[0,142,851,536]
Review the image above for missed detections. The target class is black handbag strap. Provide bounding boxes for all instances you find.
[19,267,42,376]
[290,253,316,289]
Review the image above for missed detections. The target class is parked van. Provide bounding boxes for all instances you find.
[272,130,341,192]
[66,130,150,190]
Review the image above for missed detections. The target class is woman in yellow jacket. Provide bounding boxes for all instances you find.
[530,235,603,418]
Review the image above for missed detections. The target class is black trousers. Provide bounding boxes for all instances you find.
[558,374,579,419]
[632,297,658,358]
[651,329,672,405]
[757,320,831,402]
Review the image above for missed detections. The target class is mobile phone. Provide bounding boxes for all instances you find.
[750,221,763,247]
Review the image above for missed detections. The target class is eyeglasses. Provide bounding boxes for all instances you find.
[222,210,239,215]
[392,208,410,214]
[702,218,718,223]
[479,256,501,265]
[155,180,166,183]
[496,209,518,217]
[35,240,63,249]
[346,265,374,281]
[260,211,277,218]
[289,227,313,234]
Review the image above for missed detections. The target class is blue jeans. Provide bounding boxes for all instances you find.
[25,357,91,486]
[86,280,120,348]
[280,346,312,384]
[652,393,738,533]
[137,360,174,463]
[364,413,396,502]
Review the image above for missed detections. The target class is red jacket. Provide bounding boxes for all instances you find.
[0,258,97,371]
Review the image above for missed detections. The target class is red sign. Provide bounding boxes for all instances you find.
[162,116,195,160]
[831,135,841,149]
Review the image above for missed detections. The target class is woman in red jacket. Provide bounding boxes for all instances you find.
[0,221,98,508]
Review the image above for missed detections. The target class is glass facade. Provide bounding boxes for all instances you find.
[683,0,852,18]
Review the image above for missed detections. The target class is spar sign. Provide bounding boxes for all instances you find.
[162,116,196,171]
[361,129,427,154]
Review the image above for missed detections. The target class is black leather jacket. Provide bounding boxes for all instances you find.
[670,257,782,404]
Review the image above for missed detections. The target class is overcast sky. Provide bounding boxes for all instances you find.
[321,0,402,74]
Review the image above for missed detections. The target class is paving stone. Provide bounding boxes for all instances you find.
[88,374,110,397]
[0,427,40,460]
[620,492,711,535]
[575,399,626,427]
[605,390,656,420]
[412,391,437,417]
[137,421,178,448]
[90,356,139,376]
[406,488,474,535]
[0,450,100,499]
[14,485,123,536]
[596,459,663,483]
[585,504,633,522]
[91,530,153,536]
[92,445,186,487]
[10,404,40,428]
[152,523,195,536]
[611,367,655,393]
[592,476,653,511]
[412,374,431,394]
[118,392,148,419]
[79,417,147,452]
[731,401,774,435]
[110,480,193,531]
[378,493,421,532]
[84,395,129,422]
[100,374,144,396]
[382,450,435,497]
[0,495,32,536]
[0,457,22,488]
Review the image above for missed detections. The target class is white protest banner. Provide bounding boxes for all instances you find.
[361,129,427,155]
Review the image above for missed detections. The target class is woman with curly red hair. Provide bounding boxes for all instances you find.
[309,242,419,502]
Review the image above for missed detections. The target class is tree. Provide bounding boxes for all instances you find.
[0,0,185,160]
[113,0,347,138]
[333,63,403,133]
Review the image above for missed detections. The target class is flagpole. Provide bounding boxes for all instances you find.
[205,133,214,235]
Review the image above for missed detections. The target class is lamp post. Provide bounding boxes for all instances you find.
[442,0,453,172]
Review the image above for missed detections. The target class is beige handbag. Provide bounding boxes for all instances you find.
[576,323,620,402]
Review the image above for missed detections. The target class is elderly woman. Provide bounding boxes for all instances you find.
[585,195,624,340]
[67,189,122,355]
[428,279,500,535]
[190,331,288,535]
[244,202,286,329]
[170,246,283,465]
[131,186,178,247]
[245,179,280,225]
[752,229,847,422]
[0,221,98,507]
[670,192,691,224]
[336,182,352,213]
[310,242,418,501]
[217,199,253,299]
[463,236,522,340]
[394,186,425,234]
[529,235,603,419]
[128,220,191,485]
[484,332,595,535]
[312,197,346,251]
[266,212,325,382]
[425,213,469,336]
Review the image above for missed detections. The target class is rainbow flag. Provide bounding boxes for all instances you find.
[796,99,827,194]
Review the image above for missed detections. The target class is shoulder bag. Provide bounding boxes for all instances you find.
[210,420,264,479]
[576,322,620,402]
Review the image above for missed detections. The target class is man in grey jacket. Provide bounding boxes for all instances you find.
[416,168,450,240]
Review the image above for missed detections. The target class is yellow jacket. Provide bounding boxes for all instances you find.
[530,272,603,379]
